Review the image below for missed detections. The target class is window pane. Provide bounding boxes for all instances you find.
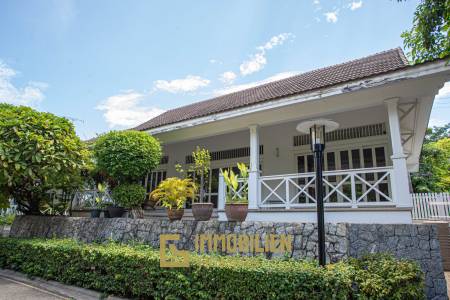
[375,147,386,167]
[297,156,305,185]
[327,152,336,170]
[351,149,361,169]
[363,148,374,181]
[326,152,336,182]
[363,148,373,168]
[210,169,219,193]
[307,155,314,172]
[340,151,349,169]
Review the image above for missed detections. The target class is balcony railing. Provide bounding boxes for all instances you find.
[258,167,394,209]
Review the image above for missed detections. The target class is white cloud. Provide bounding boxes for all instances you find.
[324,11,338,23]
[239,33,294,76]
[154,75,210,93]
[220,71,237,85]
[349,1,363,10]
[214,71,301,96]
[436,82,450,101]
[0,60,48,106]
[209,59,222,65]
[96,91,165,128]
[240,53,267,76]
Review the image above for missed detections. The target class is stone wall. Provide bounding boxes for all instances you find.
[8,216,448,300]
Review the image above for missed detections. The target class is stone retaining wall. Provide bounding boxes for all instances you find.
[8,216,448,300]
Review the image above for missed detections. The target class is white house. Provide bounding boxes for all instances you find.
[134,48,450,224]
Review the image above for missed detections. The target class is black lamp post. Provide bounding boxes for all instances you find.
[296,120,339,267]
[310,124,326,266]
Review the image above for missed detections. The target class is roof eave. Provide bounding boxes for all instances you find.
[144,59,449,135]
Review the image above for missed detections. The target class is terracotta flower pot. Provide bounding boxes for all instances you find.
[167,208,184,221]
[225,203,248,222]
[192,203,213,221]
[107,206,125,218]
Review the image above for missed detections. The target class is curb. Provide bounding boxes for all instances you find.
[0,269,126,300]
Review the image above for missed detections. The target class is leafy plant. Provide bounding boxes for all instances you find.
[192,147,211,203]
[0,103,90,214]
[175,146,211,203]
[0,213,15,225]
[411,124,450,192]
[93,130,162,183]
[111,184,146,209]
[221,163,249,204]
[399,0,449,64]
[149,177,197,210]
[0,238,426,300]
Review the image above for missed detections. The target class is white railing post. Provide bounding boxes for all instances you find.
[218,173,226,211]
[248,125,260,209]
[350,173,357,208]
[385,98,412,208]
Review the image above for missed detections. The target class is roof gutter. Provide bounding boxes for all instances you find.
[146,60,450,135]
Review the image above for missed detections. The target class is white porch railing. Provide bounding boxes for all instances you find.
[412,193,450,220]
[258,167,394,209]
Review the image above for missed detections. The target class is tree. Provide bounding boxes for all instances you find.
[411,123,450,192]
[400,0,450,63]
[93,130,161,183]
[0,104,90,214]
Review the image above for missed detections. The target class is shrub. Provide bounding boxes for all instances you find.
[0,237,425,300]
[0,213,15,225]
[0,104,90,214]
[347,254,425,299]
[93,131,161,182]
[111,183,146,209]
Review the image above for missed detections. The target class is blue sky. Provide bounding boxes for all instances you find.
[0,0,448,139]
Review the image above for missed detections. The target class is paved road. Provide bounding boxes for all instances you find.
[0,276,67,300]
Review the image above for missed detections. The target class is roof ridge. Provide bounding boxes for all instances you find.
[134,47,410,131]
[154,48,407,115]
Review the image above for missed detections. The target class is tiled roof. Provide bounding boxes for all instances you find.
[134,48,409,131]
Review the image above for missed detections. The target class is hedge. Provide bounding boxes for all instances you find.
[0,237,425,300]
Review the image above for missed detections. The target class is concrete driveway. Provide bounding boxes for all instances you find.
[0,269,126,300]
[0,276,66,300]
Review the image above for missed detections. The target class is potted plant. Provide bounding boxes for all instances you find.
[111,183,146,219]
[181,146,213,221]
[222,163,249,222]
[150,177,197,221]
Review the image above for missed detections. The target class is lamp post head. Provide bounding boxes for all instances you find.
[296,119,339,152]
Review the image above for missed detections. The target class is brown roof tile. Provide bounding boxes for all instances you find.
[134,48,409,131]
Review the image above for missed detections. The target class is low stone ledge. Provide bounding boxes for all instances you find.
[8,216,448,300]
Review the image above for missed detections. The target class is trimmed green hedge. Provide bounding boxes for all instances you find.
[0,238,425,299]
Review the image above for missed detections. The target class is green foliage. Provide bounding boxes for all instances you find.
[0,104,90,214]
[192,146,211,203]
[150,177,197,209]
[0,213,15,225]
[400,0,449,63]
[0,237,425,300]
[347,254,425,299]
[93,130,161,182]
[175,146,211,203]
[221,163,249,204]
[111,183,146,209]
[412,124,450,192]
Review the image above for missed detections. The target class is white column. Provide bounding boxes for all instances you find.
[385,98,412,208]
[248,125,260,209]
[218,173,226,210]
